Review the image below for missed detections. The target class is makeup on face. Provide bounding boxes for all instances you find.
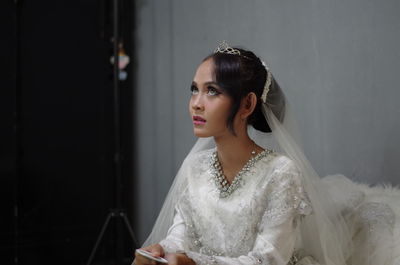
[188,59,233,138]
[193,115,206,125]
[191,81,223,96]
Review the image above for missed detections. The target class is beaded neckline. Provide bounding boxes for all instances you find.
[210,149,273,198]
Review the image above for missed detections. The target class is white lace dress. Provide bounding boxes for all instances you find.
[159,149,315,265]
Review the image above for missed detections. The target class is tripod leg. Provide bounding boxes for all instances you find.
[120,211,139,247]
[86,212,114,265]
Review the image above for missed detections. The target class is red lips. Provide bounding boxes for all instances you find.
[193,115,206,125]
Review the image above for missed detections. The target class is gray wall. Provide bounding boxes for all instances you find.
[132,0,400,243]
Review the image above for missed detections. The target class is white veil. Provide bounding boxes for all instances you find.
[142,60,352,265]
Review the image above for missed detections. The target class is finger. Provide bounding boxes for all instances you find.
[135,254,157,265]
[141,246,163,258]
[164,254,177,265]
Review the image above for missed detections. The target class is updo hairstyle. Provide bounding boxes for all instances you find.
[204,48,284,134]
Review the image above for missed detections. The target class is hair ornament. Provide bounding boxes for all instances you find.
[261,60,272,104]
[214,40,241,56]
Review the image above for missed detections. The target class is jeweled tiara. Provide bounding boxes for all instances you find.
[214,40,241,55]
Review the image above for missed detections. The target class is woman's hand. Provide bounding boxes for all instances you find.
[164,253,196,265]
[134,244,165,265]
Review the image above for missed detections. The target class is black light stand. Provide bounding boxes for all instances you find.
[86,0,138,264]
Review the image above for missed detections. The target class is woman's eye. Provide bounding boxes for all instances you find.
[207,87,220,96]
[190,85,199,95]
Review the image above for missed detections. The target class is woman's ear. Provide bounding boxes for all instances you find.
[240,92,257,120]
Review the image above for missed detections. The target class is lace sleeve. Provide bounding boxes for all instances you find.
[259,159,312,227]
[159,206,186,254]
[185,160,313,265]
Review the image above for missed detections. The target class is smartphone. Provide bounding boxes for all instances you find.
[135,249,168,264]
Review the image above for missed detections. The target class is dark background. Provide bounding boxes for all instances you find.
[0,0,136,264]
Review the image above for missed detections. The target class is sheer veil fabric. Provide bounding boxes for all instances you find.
[141,71,398,264]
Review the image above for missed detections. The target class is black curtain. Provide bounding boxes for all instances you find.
[0,1,135,264]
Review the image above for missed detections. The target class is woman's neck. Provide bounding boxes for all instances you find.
[214,131,263,183]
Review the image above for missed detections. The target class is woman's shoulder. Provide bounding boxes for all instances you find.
[259,150,300,175]
[254,151,306,194]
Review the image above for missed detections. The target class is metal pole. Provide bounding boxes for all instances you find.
[113,0,121,210]
[112,1,126,264]
[86,1,138,264]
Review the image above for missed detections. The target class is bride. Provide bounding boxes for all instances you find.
[134,41,399,265]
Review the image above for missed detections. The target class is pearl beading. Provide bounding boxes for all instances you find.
[210,149,272,198]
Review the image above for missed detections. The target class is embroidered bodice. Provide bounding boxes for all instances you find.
[159,149,313,265]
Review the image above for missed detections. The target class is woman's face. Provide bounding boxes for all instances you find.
[189,58,233,138]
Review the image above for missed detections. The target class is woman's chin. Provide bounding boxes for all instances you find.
[193,129,212,138]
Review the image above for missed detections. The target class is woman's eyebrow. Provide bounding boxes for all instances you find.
[192,81,221,88]
[204,81,219,86]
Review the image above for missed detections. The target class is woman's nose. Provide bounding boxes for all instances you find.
[191,95,204,111]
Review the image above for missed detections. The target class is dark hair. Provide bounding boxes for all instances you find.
[204,48,283,134]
